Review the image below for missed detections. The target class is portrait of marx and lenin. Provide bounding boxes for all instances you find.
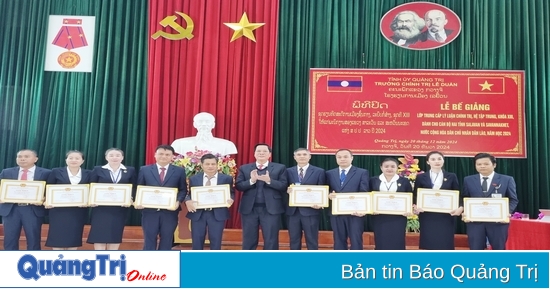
[380,2,462,50]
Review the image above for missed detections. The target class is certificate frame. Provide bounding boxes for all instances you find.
[0,179,46,204]
[45,184,89,207]
[289,185,329,207]
[134,185,178,210]
[463,198,510,223]
[190,184,231,209]
[416,188,459,213]
[331,192,372,215]
[89,183,133,206]
[372,191,413,215]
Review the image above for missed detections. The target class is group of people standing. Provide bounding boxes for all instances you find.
[0,144,518,251]
[234,146,518,251]
[0,145,186,251]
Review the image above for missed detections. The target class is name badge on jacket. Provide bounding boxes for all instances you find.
[491,193,502,198]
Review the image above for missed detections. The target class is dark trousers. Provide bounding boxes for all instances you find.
[241,207,280,250]
[2,205,42,250]
[141,209,178,250]
[466,222,509,250]
[287,212,319,250]
[191,210,225,250]
[330,215,364,250]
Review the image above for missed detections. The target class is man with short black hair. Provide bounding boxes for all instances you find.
[327,149,369,250]
[459,153,518,250]
[236,143,288,250]
[136,145,187,250]
[0,149,51,250]
[185,153,234,250]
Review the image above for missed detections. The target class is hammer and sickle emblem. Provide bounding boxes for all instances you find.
[151,12,194,40]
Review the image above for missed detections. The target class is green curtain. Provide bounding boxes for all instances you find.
[0,0,148,225]
[273,0,550,233]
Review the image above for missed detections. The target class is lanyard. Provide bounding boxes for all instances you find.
[383,182,395,192]
[430,171,440,188]
[110,169,122,184]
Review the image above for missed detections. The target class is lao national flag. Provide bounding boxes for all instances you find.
[468,77,505,94]
[327,75,362,92]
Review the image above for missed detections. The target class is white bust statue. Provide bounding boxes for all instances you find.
[171,112,238,156]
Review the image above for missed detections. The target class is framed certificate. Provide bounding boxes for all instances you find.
[463,198,510,223]
[372,192,413,215]
[190,184,231,209]
[89,183,133,206]
[416,189,459,213]
[332,193,372,215]
[135,185,178,210]
[289,185,329,207]
[0,180,46,204]
[45,184,89,207]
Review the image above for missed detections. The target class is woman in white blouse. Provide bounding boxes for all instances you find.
[369,158,413,250]
[45,150,91,250]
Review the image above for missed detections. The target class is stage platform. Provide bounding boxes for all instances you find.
[0,225,469,250]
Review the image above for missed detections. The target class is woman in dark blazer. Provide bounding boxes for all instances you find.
[87,148,136,250]
[369,158,413,250]
[45,150,91,250]
[413,151,460,250]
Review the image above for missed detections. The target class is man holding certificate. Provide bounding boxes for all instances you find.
[0,149,51,250]
[236,143,288,250]
[459,153,518,250]
[285,148,326,250]
[326,149,369,250]
[185,153,234,250]
[136,145,187,250]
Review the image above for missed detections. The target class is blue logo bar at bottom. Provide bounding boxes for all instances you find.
[180,251,548,288]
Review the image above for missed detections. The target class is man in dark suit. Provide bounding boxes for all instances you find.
[136,145,187,250]
[0,149,51,250]
[419,9,454,43]
[235,143,288,250]
[185,153,234,250]
[326,149,369,250]
[459,153,518,250]
[286,148,326,250]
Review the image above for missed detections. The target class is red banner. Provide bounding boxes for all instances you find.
[308,69,525,158]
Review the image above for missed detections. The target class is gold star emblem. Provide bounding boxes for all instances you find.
[479,81,494,91]
[224,12,264,42]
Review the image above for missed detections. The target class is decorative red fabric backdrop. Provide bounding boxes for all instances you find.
[147,0,279,228]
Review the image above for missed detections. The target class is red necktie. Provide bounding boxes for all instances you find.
[258,164,263,170]
[160,167,166,183]
[21,169,29,180]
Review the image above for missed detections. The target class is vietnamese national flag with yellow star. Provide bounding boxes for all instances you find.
[147,0,279,231]
[468,77,505,94]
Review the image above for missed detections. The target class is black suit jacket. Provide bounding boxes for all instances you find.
[326,166,369,193]
[90,165,136,185]
[47,167,92,185]
[412,171,459,204]
[286,165,326,216]
[235,162,288,215]
[419,29,454,42]
[0,166,51,217]
[185,172,234,221]
[369,175,413,193]
[391,34,421,47]
[462,173,518,213]
[137,164,187,212]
